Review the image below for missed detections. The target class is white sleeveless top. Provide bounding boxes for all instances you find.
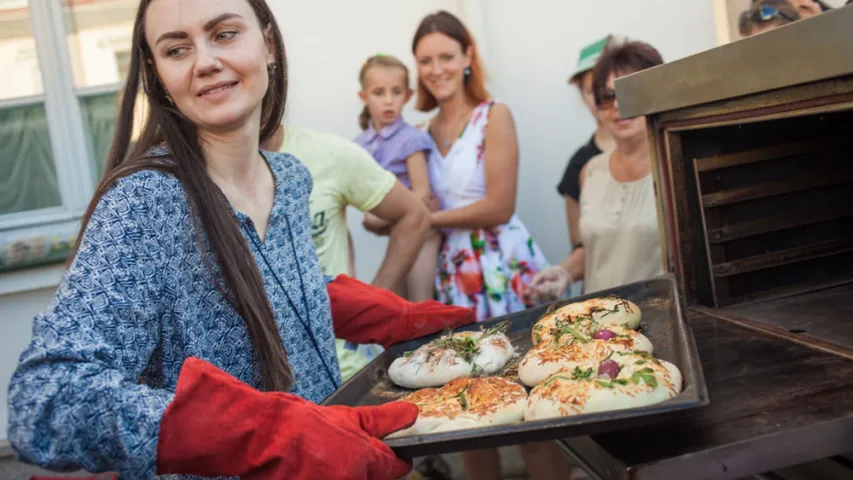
[579,152,663,294]
[426,100,494,210]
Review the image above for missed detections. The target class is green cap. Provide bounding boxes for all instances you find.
[568,35,612,84]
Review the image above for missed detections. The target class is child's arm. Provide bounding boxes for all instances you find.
[406,150,431,202]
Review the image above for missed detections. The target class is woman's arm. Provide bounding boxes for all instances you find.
[7,175,172,479]
[429,103,519,229]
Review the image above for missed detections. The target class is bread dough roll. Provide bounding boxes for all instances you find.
[389,330,514,389]
[519,323,653,387]
[524,352,682,421]
[387,377,527,438]
[532,296,641,345]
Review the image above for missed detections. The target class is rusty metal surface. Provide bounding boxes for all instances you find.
[615,7,853,119]
[322,274,708,458]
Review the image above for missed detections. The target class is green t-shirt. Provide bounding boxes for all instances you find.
[280,126,395,379]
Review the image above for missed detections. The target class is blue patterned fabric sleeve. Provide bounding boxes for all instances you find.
[7,172,179,480]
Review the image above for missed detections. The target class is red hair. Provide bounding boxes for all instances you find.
[411,11,490,112]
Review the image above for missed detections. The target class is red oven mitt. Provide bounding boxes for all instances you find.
[156,358,416,480]
[327,274,476,348]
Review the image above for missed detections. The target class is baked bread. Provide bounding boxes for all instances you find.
[524,352,682,421]
[518,321,653,387]
[386,376,527,438]
[389,324,514,389]
[531,296,642,345]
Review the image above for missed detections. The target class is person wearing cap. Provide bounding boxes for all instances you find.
[556,36,616,291]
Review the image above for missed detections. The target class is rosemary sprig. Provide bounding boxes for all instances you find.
[603,296,634,315]
[532,324,544,345]
[454,384,471,411]
[435,334,481,363]
[549,320,590,346]
[543,374,572,387]
[482,320,511,337]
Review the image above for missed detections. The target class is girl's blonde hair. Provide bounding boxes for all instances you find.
[358,54,410,130]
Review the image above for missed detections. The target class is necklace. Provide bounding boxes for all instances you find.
[437,107,474,150]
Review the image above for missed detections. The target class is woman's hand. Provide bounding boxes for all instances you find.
[524,265,574,304]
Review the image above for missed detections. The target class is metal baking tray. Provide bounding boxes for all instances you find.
[322,273,709,458]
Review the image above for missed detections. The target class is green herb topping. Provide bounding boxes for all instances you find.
[571,367,594,380]
[630,368,658,387]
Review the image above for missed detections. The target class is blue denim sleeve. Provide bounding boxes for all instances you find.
[6,172,177,480]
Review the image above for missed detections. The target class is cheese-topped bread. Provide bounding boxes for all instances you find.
[524,352,682,421]
[386,377,527,438]
[388,323,514,389]
[518,321,653,387]
[531,296,641,345]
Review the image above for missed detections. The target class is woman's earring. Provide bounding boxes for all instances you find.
[164,93,174,106]
[464,67,471,77]
[268,62,277,76]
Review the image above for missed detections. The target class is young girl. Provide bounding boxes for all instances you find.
[354,54,441,302]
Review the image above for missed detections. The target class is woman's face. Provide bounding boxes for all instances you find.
[144,0,275,134]
[414,32,471,104]
[597,73,647,141]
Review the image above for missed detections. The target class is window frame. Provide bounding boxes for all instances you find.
[0,0,126,230]
[0,0,128,273]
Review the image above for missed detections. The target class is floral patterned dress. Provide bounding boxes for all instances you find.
[426,100,549,321]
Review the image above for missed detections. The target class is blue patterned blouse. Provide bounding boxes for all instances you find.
[6,148,342,480]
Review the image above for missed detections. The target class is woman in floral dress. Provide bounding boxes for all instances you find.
[411,11,574,480]
[413,17,548,322]
[431,103,547,322]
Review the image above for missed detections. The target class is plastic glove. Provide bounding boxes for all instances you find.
[525,265,574,304]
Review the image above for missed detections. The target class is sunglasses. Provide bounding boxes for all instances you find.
[595,88,617,110]
[741,5,798,26]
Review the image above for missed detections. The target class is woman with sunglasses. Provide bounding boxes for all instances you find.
[526,40,665,301]
[740,0,801,37]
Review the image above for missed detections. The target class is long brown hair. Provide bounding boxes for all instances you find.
[69,0,293,392]
[411,11,490,112]
[358,54,410,130]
